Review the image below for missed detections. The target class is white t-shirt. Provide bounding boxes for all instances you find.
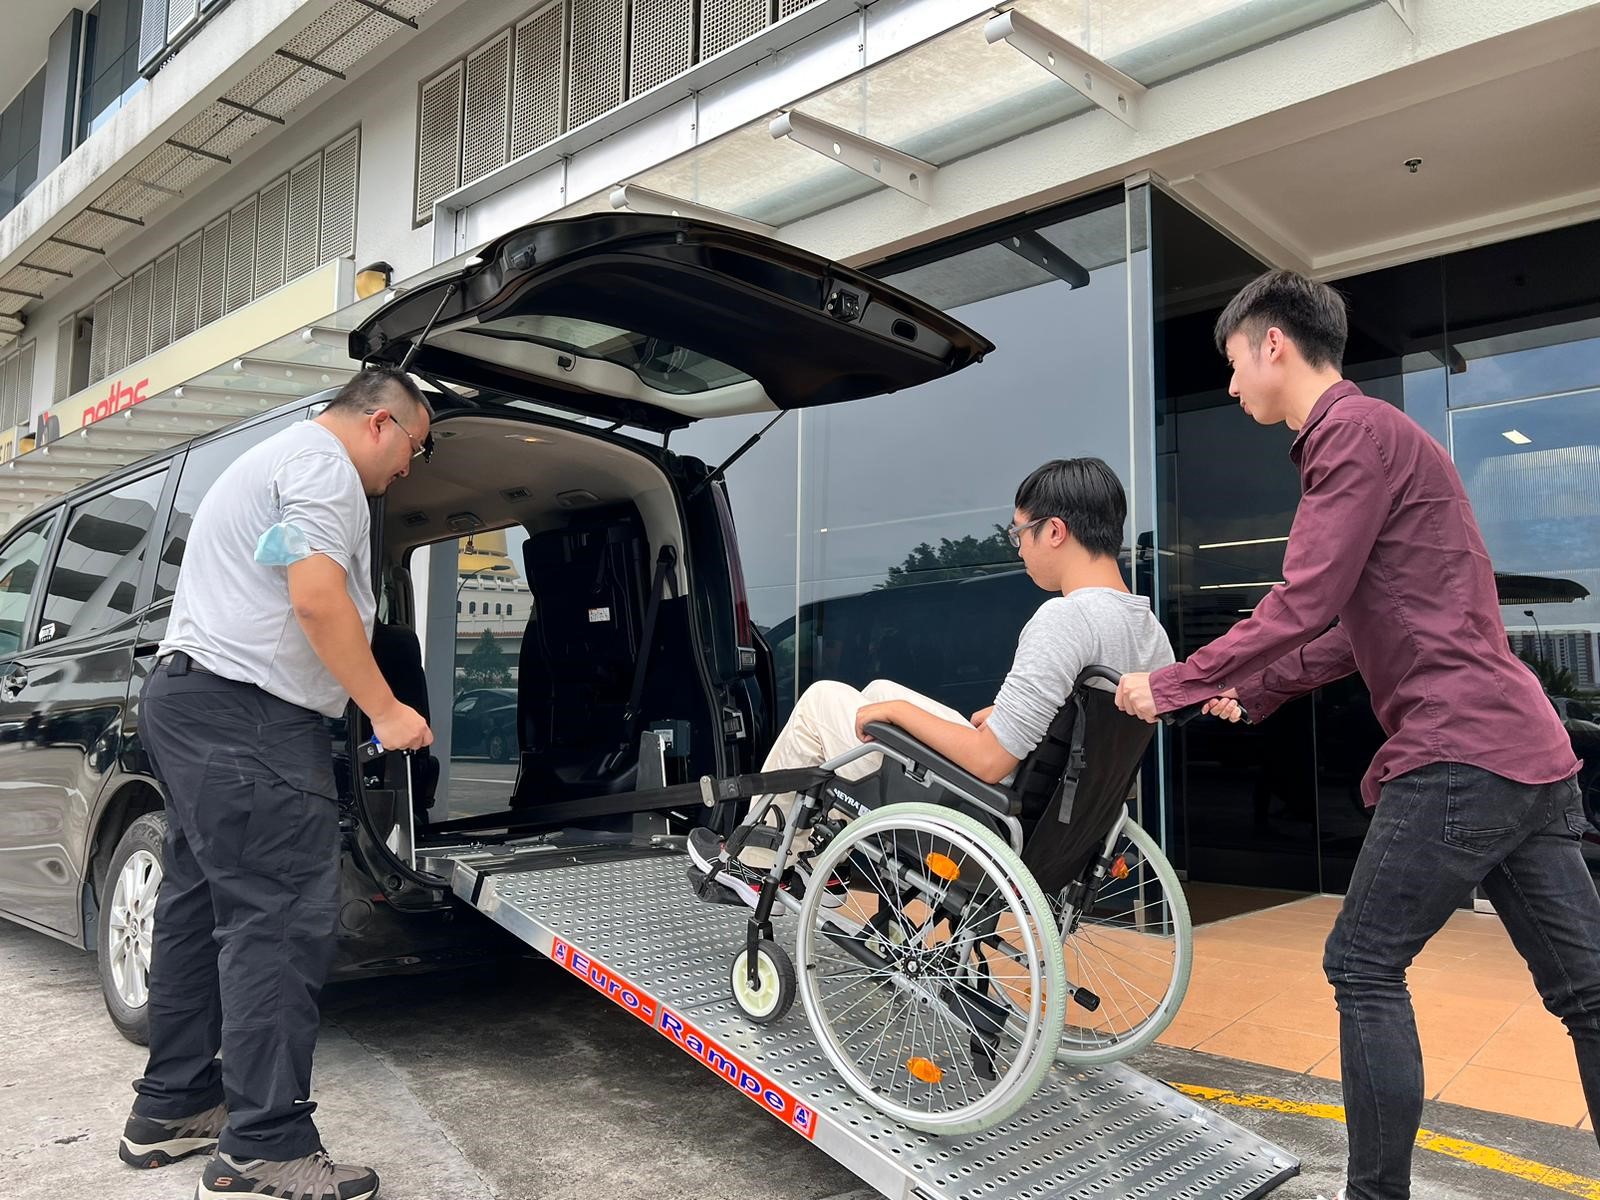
[161,420,375,717]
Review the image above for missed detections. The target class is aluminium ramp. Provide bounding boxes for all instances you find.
[433,847,1300,1200]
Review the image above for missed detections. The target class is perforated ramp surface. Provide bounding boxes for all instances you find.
[439,847,1299,1200]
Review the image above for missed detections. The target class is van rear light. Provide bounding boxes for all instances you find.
[710,482,754,661]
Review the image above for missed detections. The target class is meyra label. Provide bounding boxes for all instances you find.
[551,938,818,1140]
[588,607,611,623]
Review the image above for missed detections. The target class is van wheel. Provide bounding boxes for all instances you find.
[98,811,167,1045]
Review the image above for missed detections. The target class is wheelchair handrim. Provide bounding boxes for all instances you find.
[795,803,1066,1132]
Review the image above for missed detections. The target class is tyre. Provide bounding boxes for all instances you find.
[98,811,167,1045]
[1052,818,1192,1063]
[795,802,1066,1135]
[487,731,512,763]
[729,941,796,1024]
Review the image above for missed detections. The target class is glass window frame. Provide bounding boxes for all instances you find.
[0,509,64,657]
[38,462,175,648]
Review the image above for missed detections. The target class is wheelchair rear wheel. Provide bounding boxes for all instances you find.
[795,802,1066,1134]
[995,817,1192,1064]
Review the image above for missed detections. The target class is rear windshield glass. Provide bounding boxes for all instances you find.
[469,314,752,395]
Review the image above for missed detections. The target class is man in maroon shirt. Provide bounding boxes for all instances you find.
[1115,271,1596,1200]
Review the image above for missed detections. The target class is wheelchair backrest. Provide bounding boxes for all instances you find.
[1015,684,1157,894]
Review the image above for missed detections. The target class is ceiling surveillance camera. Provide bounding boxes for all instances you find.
[1404,157,1423,173]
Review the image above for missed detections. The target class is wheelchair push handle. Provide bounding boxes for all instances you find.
[1075,665,1240,727]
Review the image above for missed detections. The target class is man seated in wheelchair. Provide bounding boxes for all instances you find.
[689,456,1175,907]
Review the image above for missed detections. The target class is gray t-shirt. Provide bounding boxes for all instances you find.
[161,420,375,717]
[987,588,1175,760]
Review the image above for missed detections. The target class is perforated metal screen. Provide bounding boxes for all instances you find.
[416,63,464,224]
[631,0,694,95]
[511,4,566,159]
[701,0,768,59]
[567,0,629,129]
[464,31,513,185]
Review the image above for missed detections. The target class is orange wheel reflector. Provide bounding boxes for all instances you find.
[1110,855,1130,880]
[925,852,960,881]
[907,1057,944,1085]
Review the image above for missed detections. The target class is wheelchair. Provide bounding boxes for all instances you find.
[692,666,1199,1135]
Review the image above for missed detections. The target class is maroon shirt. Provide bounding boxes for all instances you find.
[1151,380,1579,807]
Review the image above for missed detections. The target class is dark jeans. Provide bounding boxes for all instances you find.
[1325,762,1600,1200]
[131,659,340,1162]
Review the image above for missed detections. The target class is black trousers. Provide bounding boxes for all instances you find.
[131,657,340,1162]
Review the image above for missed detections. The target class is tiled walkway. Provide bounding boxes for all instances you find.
[1160,893,1592,1131]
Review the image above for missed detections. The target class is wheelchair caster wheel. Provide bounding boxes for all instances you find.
[730,941,796,1025]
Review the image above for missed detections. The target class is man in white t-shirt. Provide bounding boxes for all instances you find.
[121,369,433,1200]
[690,457,1188,903]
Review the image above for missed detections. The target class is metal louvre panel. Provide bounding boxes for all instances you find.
[225,198,258,315]
[172,235,203,343]
[511,4,566,160]
[631,0,693,95]
[15,343,34,429]
[89,294,112,383]
[0,355,14,431]
[106,282,132,378]
[140,0,171,72]
[463,31,512,186]
[255,176,289,298]
[775,0,813,16]
[149,251,178,354]
[568,0,628,129]
[286,155,322,278]
[198,217,229,327]
[54,318,73,402]
[169,0,199,39]
[128,267,155,367]
[701,0,768,58]
[319,131,360,263]
[415,63,463,225]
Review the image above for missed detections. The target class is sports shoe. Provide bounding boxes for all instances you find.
[119,1101,227,1168]
[687,826,774,906]
[197,1150,379,1200]
[794,850,849,910]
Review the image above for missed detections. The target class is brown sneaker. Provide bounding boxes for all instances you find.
[118,1100,227,1167]
[197,1149,379,1200]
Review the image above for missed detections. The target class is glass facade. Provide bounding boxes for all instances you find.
[669,183,1600,897]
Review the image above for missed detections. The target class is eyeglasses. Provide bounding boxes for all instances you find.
[367,408,433,462]
[1006,516,1050,548]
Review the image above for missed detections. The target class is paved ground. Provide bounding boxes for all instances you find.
[437,759,518,819]
[4,914,1596,1200]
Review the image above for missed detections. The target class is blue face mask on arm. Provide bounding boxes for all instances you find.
[255,522,314,566]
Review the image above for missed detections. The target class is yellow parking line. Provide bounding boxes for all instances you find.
[1173,1083,1600,1200]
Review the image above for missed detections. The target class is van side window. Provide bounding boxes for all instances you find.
[40,470,168,643]
[0,515,59,655]
[157,412,300,601]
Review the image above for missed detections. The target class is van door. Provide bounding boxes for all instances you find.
[0,467,170,936]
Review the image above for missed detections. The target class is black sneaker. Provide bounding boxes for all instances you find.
[118,1101,227,1168]
[687,826,791,907]
[795,852,850,909]
[198,1150,379,1200]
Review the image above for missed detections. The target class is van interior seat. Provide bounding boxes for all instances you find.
[512,502,651,805]
[370,620,439,818]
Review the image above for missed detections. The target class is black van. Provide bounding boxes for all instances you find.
[0,214,992,1042]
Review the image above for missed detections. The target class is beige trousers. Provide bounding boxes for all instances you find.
[741,679,971,868]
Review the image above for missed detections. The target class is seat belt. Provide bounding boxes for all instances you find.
[605,544,677,769]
